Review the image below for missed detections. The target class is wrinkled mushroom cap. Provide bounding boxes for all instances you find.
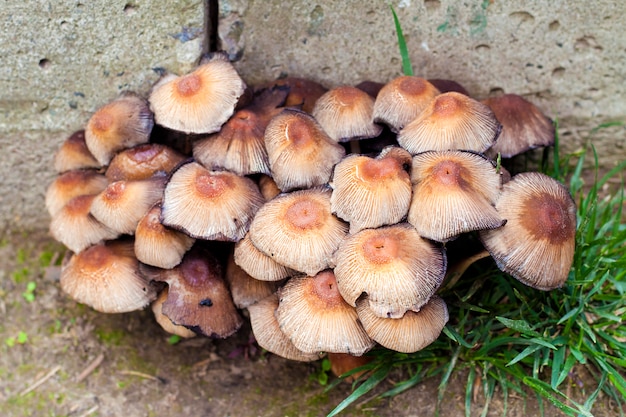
[234,233,296,282]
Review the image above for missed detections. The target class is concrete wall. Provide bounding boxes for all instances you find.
[1,0,624,234]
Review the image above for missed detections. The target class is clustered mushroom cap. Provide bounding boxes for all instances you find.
[225,253,282,309]
[45,169,109,217]
[53,130,101,173]
[151,288,197,338]
[106,143,186,181]
[233,233,296,282]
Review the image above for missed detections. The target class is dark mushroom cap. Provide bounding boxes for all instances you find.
[479,172,577,290]
[151,288,197,338]
[106,143,185,181]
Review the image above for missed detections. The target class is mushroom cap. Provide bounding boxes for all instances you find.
[330,147,412,233]
[311,86,382,142]
[60,240,157,313]
[90,176,167,235]
[225,252,282,309]
[264,109,345,192]
[149,52,246,134]
[397,92,501,154]
[105,143,186,181]
[45,169,109,217]
[233,233,296,282]
[482,94,555,158]
[248,187,348,276]
[356,295,449,353]
[54,130,101,173]
[151,288,197,338]
[134,203,195,269]
[247,293,322,361]
[408,150,505,242]
[427,79,470,96]
[85,93,154,165]
[258,76,328,113]
[276,270,375,355]
[143,247,243,338]
[373,76,440,133]
[257,174,281,201]
[49,194,120,253]
[333,223,447,318]
[161,161,264,241]
[479,172,577,290]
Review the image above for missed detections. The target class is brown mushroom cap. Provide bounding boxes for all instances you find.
[276,270,375,355]
[257,174,281,201]
[45,169,109,217]
[397,92,501,154]
[373,76,441,133]
[248,293,322,361]
[330,147,412,233]
[85,93,154,165]
[408,150,504,242]
[151,288,197,338]
[427,79,470,96]
[134,203,195,269]
[60,240,157,313]
[333,223,447,318]
[53,130,101,173]
[248,187,348,276]
[49,194,120,253]
[482,94,555,158]
[233,233,296,282]
[105,143,186,181]
[225,252,282,309]
[258,76,328,113]
[356,295,449,353]
[143,247,243,338]
[161,161,264,241]
[311,86,382,142]
[264,109,345,192]
[479,172,577,290]
[149,52,246,134]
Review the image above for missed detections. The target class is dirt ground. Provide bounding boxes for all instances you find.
[1,229,622,417]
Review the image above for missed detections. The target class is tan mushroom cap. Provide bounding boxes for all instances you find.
[106,143,186,181]
[482,94,555,158]
[257,174,281,201]
[50,194,120,253]
[373,76,441,133]
[134,203,195,269]
[330,147,412,233]
[479,172,577,290]
[234,233,296,282]
[90,176,167,235]
[248,293,322,361]
[333,223,447,318]
[151,288,197,338]
[249,187,348,276]
[311,86,382,142]
[143,248,243,338]
[54,130,101,173]
[408,150,504,242]
[60,240,157,313]
[225,252,282,309]
[356,295,449,353]
[85,93,154,165]
[397,92,501,154]
[276,271,375,355]
[161,161,264,241]
[149,52,246,134]
[265,109,345,192]
[45,169,109,217]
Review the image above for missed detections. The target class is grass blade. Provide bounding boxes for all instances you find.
[390,5,413,76]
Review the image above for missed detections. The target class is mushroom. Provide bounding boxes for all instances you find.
[356,295,449,353]
[248,187,348,276]
[330,146,412,233]
[408,150,505,242]
[264,109,345,192]
[247,293,322,361]
[333,223,447,318]
[397,92,501,154]
[60,240,157,313]
[225,252,282,309]
[148,52,246,134]
[53,130,101,173]
[275,270,375,355]
[151,287,197,338]
[105,143,186,181]
[311,86,382,142]
[45,169,109,217]
[427,79,470,96]
[85,92,154,165]
[479,172,577,290]
[161,161,264,241]
[233,233,296,282]
[372,76,440,133]
[257,76,328,113]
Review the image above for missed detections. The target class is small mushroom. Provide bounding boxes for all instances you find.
[479,172,576,290]
[105,143,186,181]
[276,270,375,355]
[233,233,296,282]
[427,79,470,96]
[257,76,328,114]
[148,52,246,134]
[225,252,282,309]
[151,287,197,338]
[53,130,101,173]
[45,169,109,217]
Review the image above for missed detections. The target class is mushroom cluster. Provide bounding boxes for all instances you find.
[47,52,577,366]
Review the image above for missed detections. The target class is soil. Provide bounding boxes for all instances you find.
[0,231,620,417]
